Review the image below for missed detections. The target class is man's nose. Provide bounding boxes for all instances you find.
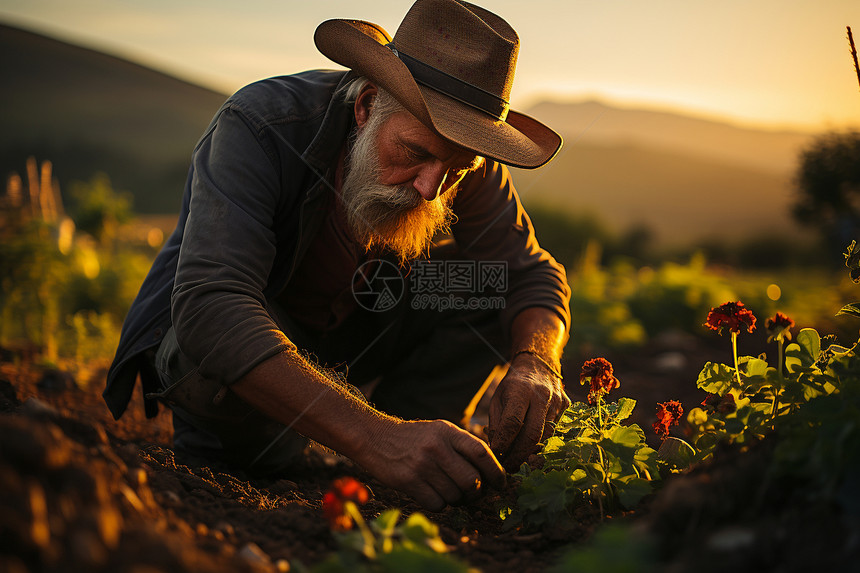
[412,163,449,202]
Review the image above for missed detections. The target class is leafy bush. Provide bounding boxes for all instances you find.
[1,162,152,365]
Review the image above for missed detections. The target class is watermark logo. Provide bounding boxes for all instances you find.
[352,259,508,313]
[352,259,405,312]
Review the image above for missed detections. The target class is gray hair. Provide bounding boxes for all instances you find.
[336,76,403,120]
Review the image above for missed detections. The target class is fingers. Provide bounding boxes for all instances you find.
[444,466,484,505]
[488,392,528,460]
[501,400,547,471]
[383,421,504,511]
[427,465,468,508]
[545,389,571,425]
[409,483,447,512]
[415,428,503,509]
[450,429,506,490]
[559,389,572,419]
[487,376,572,470]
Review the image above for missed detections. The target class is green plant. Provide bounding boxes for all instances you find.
[507,359,659,529]
[309,478,473,573]
[688,295,855,464]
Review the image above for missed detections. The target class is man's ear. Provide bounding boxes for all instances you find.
[354,84,378,128]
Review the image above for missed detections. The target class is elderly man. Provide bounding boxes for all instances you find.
[105,0,571,510]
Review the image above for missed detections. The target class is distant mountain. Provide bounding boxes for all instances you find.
[1,22,823,245]
[527,100,813,174]
[515,101,818,246]
[512,143,794,246]
[0,23,227,213]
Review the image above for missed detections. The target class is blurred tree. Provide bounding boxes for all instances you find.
[68,173,133,244]
[523,202,614,269]
[793,130,860,262]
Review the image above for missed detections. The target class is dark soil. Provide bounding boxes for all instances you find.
[1,334,858,572]
[0,358,591,573]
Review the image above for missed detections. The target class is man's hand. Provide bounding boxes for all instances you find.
[487,352,571,471]
[360,418,506,512]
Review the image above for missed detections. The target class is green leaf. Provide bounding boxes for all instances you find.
[585,462,606,481]
[615,477,654,509]
[837,303,860,319]
[570,468,588,483]
[606,424,644,449]
[543,436,565,454]
[375,509,401,533]
[743,357,769,377]
[657,437,696,469]
[401,513,444,550]
[786,330,822,373]
[518,469,576,513]
[696,362,736,395]
[378,547,471,573]
[633,446,660,480]
[797,328,821,362]
[614,397,636,422]
[687,407,709,426]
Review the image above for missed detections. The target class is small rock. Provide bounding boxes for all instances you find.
[0,416,70,470]
[707,526,755,551]
[37,368,77,392]
[237,542,271,567]
[28,482,50,549]
[215,520,235,537]
[0,378,19,408]
[69,529,107,567]
[22,397,59,417]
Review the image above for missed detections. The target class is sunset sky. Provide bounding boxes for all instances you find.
[2,0,860,131]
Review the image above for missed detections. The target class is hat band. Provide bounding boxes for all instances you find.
[386,43,509,121]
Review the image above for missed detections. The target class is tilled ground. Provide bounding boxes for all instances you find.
[0,361,597,573]
[2,336,859,572]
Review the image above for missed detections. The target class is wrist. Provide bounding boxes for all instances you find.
[350,410,401,467]
[511,349,563,380]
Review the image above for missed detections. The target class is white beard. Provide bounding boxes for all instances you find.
[339,109,457,264]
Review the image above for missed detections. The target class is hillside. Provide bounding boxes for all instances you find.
[512,142,796,246]
[0,23,227,213]
[514,101,817,246]
[1,22,822,244]
[527,100,813,174]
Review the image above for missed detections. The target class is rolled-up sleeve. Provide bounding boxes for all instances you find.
[452,161,572,333]
[171,106,296,385]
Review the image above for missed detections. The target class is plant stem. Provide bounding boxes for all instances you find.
[849,26,860,92]
[594,396,612,515]
[732,332,742,386]
[346,501,377,560]
[771,339,783,420]
[597,396,604,429]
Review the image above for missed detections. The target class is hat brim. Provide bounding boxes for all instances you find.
[314,19,562,169]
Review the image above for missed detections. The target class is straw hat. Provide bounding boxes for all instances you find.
[314,0,562,169]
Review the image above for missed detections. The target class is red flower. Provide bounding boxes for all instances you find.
[653,400,684,439]
[765,312,795,343]
[322,477,369,531]
[579,358,620,404]
[701,393,736,415]
[704,301,756,335]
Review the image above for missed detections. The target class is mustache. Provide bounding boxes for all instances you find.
[339,105,459,263]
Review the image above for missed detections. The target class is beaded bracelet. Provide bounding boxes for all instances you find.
[511,349,563,380]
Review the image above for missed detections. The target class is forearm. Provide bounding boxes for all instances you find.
[509,306,568,373]
[228,349,396,465]
[229,347,506,510]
